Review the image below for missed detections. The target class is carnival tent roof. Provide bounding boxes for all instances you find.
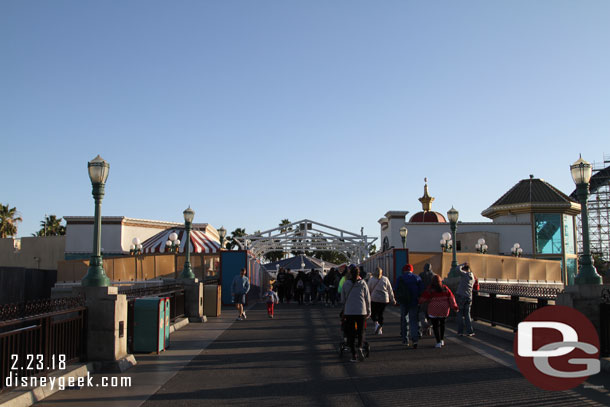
[141,227,220,254]
[263,255,337,272]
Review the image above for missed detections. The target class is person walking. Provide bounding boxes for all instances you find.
[341,265,371,362]
[231,268,250,321]
[418,263,436,336]
[419,275,458,348]
[367,266,395,335]
[456,263,476,336]
[277,268,287,303]
[262,285,279,318]
[396,264,423,348]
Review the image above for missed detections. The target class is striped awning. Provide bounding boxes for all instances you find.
[141,227,220,254]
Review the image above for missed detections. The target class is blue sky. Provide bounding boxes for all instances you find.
[1,1,609,243]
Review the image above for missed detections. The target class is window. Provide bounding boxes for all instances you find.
[565,258,578,285]
[563,215,575,254]
[534,214,562,254]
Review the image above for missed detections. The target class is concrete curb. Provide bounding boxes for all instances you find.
[0,318,191,407]
[0,362,93,407]
[471,320,610,373]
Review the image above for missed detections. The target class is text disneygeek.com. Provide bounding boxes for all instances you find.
[5,372,132,391]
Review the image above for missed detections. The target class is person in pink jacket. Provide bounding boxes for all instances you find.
[418,275,458,348]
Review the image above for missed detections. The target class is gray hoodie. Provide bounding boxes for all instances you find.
[456,269,475,299]
[341,279,371,316]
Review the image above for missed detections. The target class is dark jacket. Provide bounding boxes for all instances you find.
[395,272,423,307]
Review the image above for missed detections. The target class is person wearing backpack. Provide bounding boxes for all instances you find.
[419,275,458,348]
[395,264,423,348]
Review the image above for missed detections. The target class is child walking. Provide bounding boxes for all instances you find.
[263,285,279,318]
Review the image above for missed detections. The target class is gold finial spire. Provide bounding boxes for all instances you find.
[419,178,434,212]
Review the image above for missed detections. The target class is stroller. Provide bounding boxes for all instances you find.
[338,314,370,359]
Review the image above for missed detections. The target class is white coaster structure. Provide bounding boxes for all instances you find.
[235,219,377,264]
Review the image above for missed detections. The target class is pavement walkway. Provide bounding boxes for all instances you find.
[35,303,610,407]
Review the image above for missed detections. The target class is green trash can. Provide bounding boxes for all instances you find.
[133,297,165,353]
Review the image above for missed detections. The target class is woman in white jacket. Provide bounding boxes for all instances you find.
[367,267,396,335]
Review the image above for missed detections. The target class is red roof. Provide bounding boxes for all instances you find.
[409,211,447,223]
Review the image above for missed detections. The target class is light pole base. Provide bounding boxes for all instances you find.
[82,257,110,287]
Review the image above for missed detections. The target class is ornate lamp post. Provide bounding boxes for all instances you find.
[218,226,227,249]
[511,243,523,257]
[82,155,111,287]
[179,207,195,279]
[166,232,180,253]
[475,238,488,254]
[399,226,408,249]
[440,232,452,252]
[447,206,460,278]
[570,156,602,285]
[130,237,143,255]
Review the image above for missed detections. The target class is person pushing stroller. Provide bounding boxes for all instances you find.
[340,265,371,362]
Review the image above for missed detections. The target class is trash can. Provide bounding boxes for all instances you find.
[133,297,165,353]
[204,284,221,317]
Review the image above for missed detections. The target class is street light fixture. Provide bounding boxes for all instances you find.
[399,226,408,249]
[447,206,460,278]
[130,237,143,255]
[475,238,488,254]
[570,156,602,285]
[166,232,180,253]
[218,226,227,249]
[511,243,523,257]
[440,232,452,252]
[82,155,111,287]
[179,207,195,279]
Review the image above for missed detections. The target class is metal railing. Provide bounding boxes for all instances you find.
[471,283,558,331]
[120,284,185,353]
[0,297,86,393]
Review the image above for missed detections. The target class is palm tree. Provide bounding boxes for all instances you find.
[265,219,292,262]
[225,228,247,250]
[33,214,66,236]
[0,204,22,238]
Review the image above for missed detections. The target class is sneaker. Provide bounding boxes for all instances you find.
[412,342,418,349]
[402,340,409,346]
[374,322,380,334]
[235,317,242,321]
[458,333,464,337]
[241,312,247,320]
[378,327,383,335]
[435,342,442,348]
[350,357,358,363]
[268,314,272,318]
[357,348,365,361]
[441,340,445,346]
[467,333,475,337]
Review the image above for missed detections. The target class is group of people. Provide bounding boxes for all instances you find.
[275,267,343,306]
[231,262,479,362]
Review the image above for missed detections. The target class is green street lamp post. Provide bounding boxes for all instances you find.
[447,206,461,278]
[180,206,196,279]
[82,155,111,287]
[570,156,602,285]
[399,226,408,249]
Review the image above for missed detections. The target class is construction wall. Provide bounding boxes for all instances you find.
[57,253,220,283]
[0,236,65,270]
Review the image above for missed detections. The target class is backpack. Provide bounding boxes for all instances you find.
[296,279,304,289]
[396,277,412,305]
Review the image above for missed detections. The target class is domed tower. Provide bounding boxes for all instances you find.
[409,179,447,223]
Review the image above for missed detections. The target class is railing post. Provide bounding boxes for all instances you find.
[511,295,520,331]
[490,293,497,326]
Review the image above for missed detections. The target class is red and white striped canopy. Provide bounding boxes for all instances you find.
[141,228,220,254]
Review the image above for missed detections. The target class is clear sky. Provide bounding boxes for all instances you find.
[1,1,609,244]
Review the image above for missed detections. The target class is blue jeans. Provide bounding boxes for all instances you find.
[400,304,420,342]
[457,296,474,335]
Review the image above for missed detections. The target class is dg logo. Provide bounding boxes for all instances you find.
[514,305,600,391]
